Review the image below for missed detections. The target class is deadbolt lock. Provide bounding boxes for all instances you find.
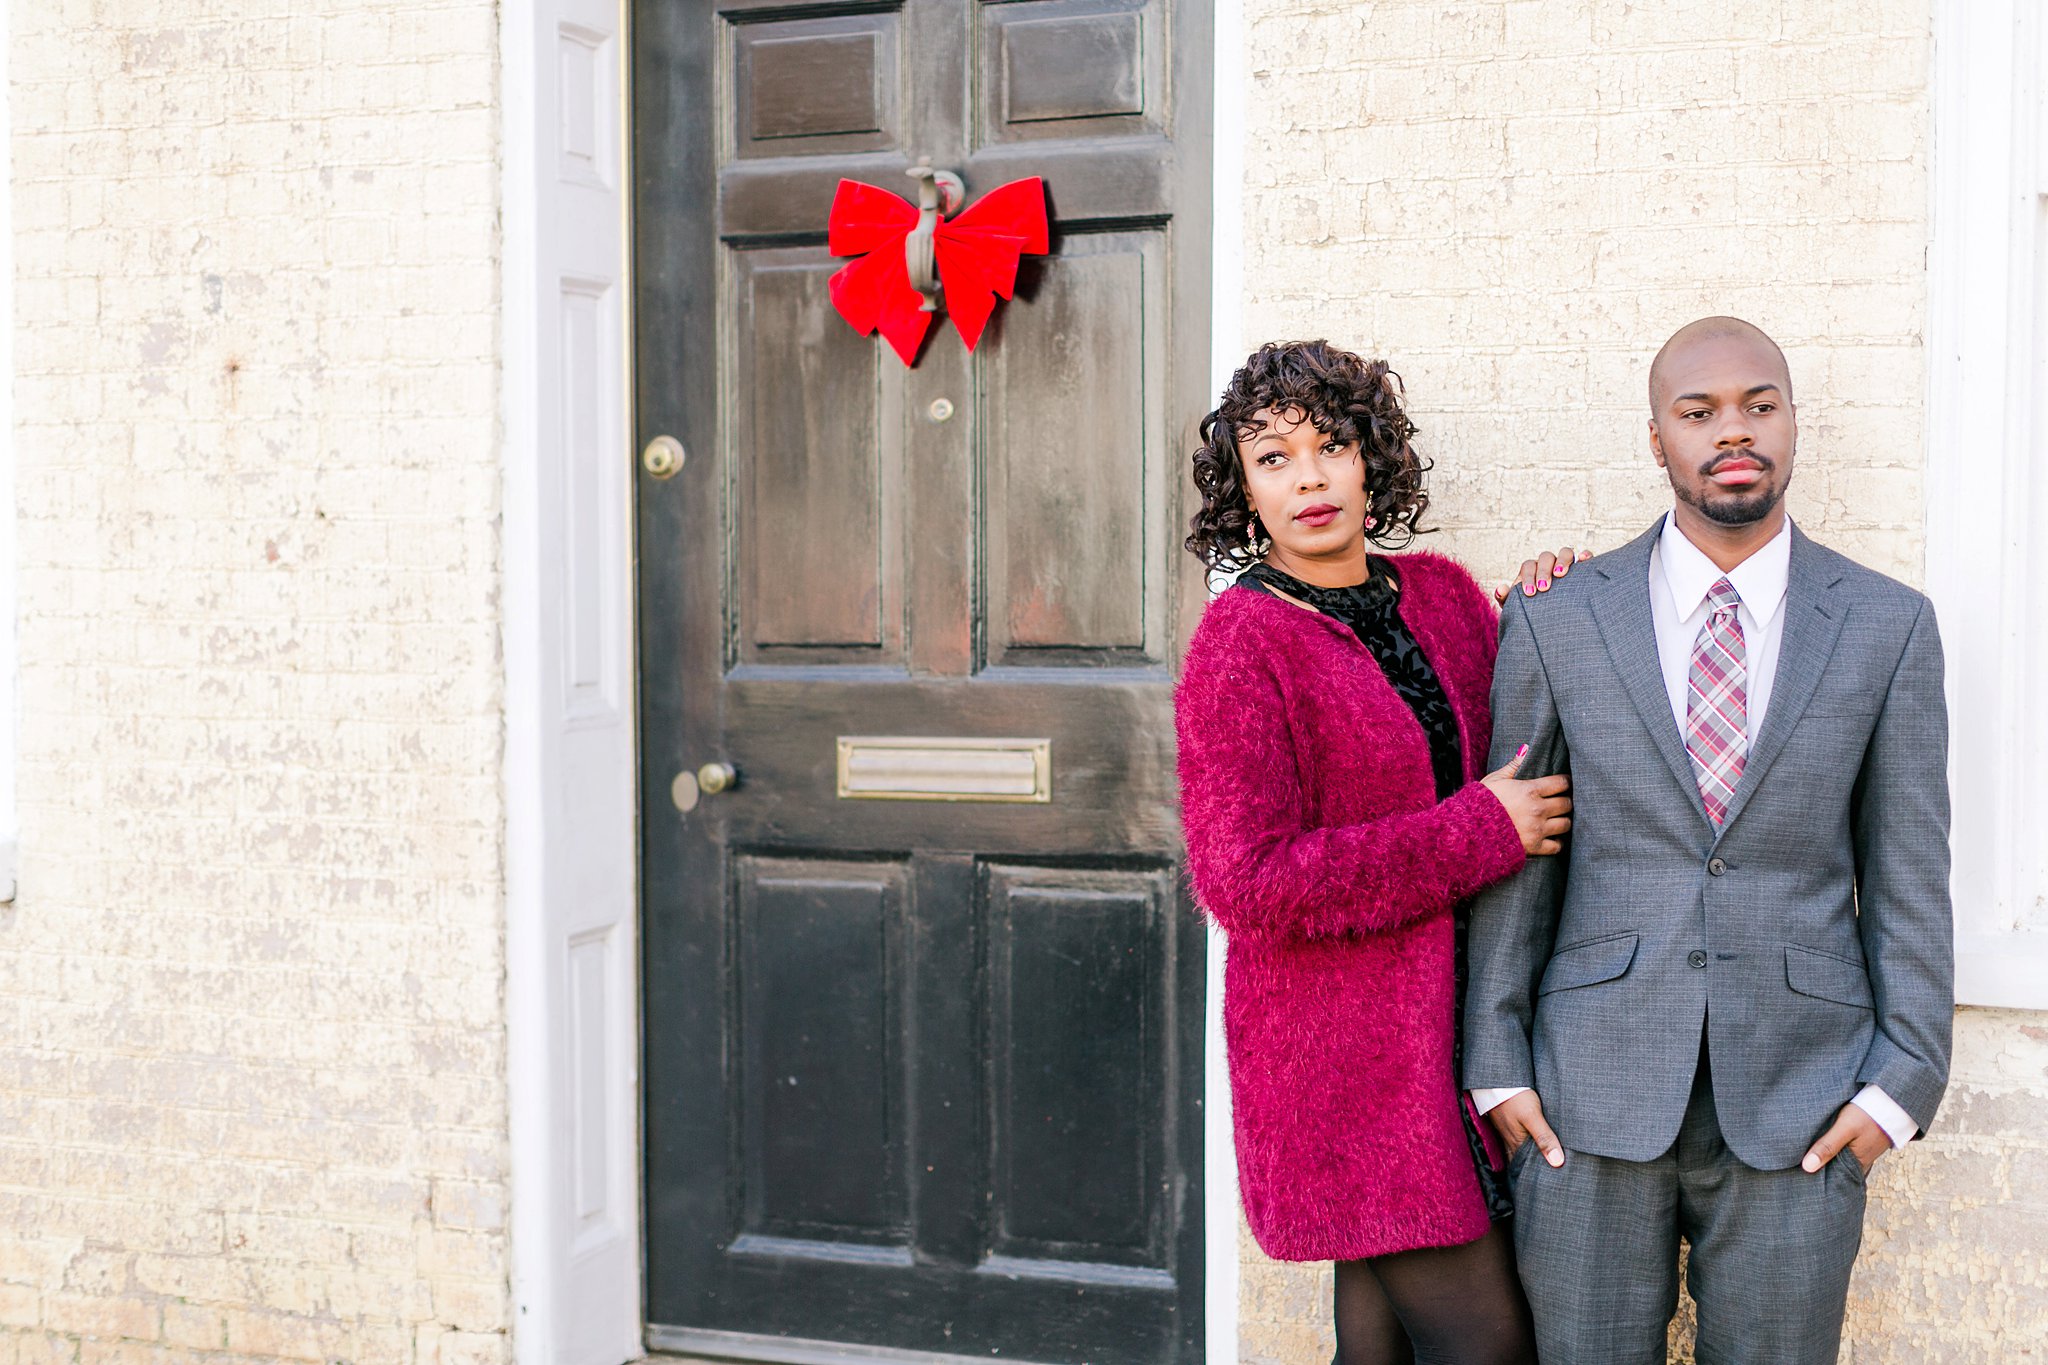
[642,434,685,479]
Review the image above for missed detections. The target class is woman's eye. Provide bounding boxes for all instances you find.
[1256,452,1286,467]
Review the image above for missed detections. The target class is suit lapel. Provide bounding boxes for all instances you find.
[1588,520,1706,819]
[1714,525,1846,838]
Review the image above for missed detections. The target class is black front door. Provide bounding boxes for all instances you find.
[635,2,1211,1360]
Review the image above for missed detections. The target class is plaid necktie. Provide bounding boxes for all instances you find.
[1685,578,1748,825]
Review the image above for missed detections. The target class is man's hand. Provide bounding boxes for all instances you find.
[1802,1102,1889,1176]
[1487,1090,1566,1168]
[1493,546,1594,605]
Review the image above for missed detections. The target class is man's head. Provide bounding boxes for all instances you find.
[1647,317,1796,530]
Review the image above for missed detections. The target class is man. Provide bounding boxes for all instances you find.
[1463,317,1953,1363]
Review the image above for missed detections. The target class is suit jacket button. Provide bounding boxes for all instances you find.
[1708,857,1727,876]
[1689,950,1708,969]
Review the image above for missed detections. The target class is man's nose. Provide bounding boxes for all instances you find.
[1715,416,1755,447]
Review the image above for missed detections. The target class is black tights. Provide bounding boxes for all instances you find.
[1332,1225,1537,1365]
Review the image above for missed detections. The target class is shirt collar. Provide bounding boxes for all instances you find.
[1657,511,1792,628]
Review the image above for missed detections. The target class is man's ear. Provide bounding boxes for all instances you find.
[1648,418,1666,469]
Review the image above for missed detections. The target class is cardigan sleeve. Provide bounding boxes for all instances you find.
[1175,612,1527,946]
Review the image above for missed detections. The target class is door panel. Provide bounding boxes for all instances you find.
[637,1,1211,1360]
[987,864,1170,1262]
[735,13,902,153]
[733,249,903,659]
[984,232,1166,664]
[737,857,910,1244]
[981,0,1160,141]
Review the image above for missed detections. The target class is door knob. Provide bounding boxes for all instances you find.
[642,434,684,479]
[670,762,737,814]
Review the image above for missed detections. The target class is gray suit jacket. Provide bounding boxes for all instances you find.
[1463,520,1953,1169]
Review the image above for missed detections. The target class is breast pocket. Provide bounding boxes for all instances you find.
[1795,697,1881,753]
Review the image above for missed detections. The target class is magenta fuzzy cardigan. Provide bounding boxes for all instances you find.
[1175,551,1527,1262]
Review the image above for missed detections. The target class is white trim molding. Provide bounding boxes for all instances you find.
[1927,0,2048,1009]
[1205,0,1247,1351]
[503,0,644,1360]
[0,0,16,906]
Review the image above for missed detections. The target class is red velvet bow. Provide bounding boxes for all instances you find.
[827,177,1050,365]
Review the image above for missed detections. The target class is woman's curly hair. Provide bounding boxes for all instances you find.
[1186,340,1433,570]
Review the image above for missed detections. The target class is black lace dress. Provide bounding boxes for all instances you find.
[1238,557,1515,1224]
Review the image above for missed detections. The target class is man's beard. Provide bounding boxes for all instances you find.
[1675,463,1789,526]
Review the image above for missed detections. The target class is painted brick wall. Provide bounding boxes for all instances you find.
[8,5,509,1363]
[1229,1,2048,1361]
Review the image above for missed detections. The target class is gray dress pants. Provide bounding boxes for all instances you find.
[1509,1045,1866,1365]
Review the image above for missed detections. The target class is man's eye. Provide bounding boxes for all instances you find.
[1751,403,1775,415]
[1683,410,1709,420]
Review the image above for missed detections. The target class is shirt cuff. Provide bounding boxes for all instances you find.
[1469,1086,1529,1116]
[1851,1085,1917,1149]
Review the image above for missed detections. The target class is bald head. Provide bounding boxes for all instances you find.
[1649,317,1792,414]
[1646,315,1797,540]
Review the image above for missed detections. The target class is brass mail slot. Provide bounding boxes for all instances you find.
[836,736,1052,803]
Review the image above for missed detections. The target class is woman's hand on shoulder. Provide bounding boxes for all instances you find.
[1479,745,1572,856]
[1492,545,1594,606]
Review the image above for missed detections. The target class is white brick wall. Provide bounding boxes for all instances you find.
[7,1,2043,1362]
[1241,0,1930,582]
[8,4,509,1362]
[1231,1,2048,1361]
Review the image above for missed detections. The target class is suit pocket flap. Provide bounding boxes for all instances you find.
[1785,945,1874,1009]
[1537,932,1640,996]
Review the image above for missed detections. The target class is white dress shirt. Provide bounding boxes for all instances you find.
[1470,513,1916,1151]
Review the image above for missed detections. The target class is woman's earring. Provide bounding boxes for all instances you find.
[1249,512,1265,542]
[1364,513,1379,530]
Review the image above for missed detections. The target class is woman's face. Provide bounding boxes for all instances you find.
[1239,406,1370,576]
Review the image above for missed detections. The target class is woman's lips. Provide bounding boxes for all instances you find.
[1294,504,1341,526]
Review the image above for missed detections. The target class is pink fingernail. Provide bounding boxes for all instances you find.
[1517,744,1530,758]
[1523,584,1536,596]
[1537,578,1550,590]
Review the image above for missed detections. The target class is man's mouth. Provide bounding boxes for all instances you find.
[1706,458,1767,489]
[1294,503,1341,526]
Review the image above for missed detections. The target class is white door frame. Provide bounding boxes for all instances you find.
[1204,0,1245,1360]
[500,0,1245,1356]
[502,0,643,1361]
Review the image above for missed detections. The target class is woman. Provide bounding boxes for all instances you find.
[1175,342,1574,1365]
